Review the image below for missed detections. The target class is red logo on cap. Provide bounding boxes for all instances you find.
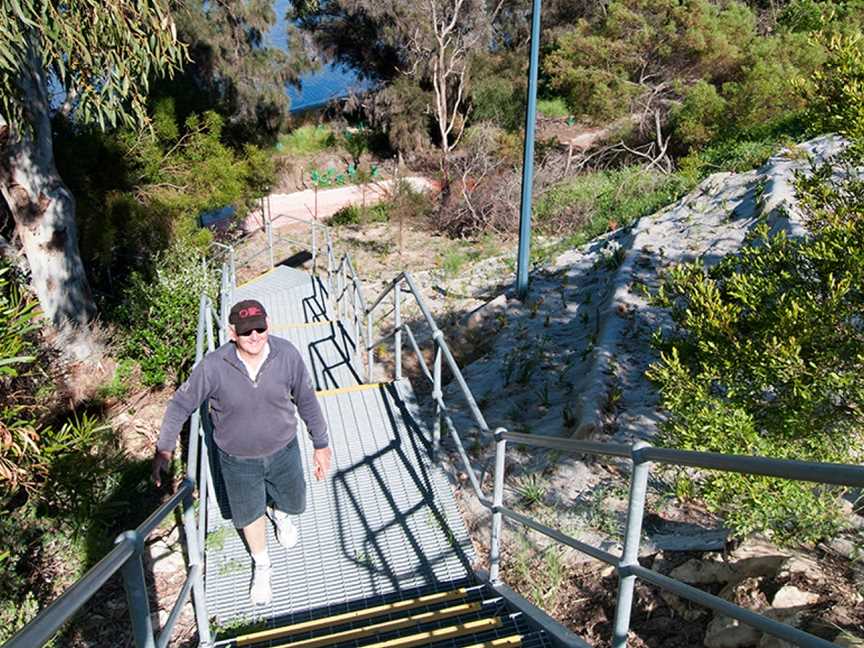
[239,306,262,318]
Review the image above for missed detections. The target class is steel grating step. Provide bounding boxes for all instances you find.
[234,587,471,646]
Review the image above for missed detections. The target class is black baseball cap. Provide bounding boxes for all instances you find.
[229,299,267,335]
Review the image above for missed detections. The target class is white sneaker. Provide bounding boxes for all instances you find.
[270,512,298,549]
[249,565,272,606]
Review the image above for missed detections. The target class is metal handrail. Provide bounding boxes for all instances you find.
[5,290,224,648]
[349,263,864,648]
[488,433,864,648]
[4,479,208,648]
[344,267,494,507]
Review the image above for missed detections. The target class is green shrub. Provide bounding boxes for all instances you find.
[471,77,525,132]
[469,53,526,132]
[537,97,570,119]
[342,126,370,166]
[647,158,864,544]
[0,262,40,496]
[277,124,336,155]
[116,241,216,387]
[798,29,864,147]
[672,80,727,148]
[0,263,38,379]
[328,202,389,226]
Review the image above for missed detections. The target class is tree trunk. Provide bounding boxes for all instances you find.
[0,41,98,359]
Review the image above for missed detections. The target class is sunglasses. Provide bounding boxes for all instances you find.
[239,327,267,337]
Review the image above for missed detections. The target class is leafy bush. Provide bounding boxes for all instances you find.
[544,0,756,121]
[342,126,370,166]
[56,99,275,294]
[116,241,216,387]
[0,263,41,496]
[798,30,864,147]
[277,124,336,155]
[537,97,570,119]
[0,263,38,379]
[647,158,864,543]
[671,80,727,148]
[471,76,525,132]
[328,202,389,227]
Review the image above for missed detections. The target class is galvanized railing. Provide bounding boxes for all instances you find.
[346,267,864,648]
[357,270,493,487]
[4,297,218,648]
[4,320,212,648]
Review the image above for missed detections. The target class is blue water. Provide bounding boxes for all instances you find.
[269,1,372,112]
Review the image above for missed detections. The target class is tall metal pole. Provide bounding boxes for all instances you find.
[516,0,543,297]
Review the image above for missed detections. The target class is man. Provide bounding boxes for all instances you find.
[152,299,332,605]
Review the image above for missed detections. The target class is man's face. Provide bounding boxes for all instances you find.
[231,318,270,357]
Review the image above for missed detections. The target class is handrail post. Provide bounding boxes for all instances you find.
[341,263,347,321]
[612,441,652,648]
[328,234,334,296]
[116,531,155,648]
[267,212,274,268]
[432,336,442,460]
[229,249,236,289]
[394,280,402,381]
[311,224,318,275]
[353,286,362,369]
[489,428,507,584]
[181,487,212,646]
[366,305,374,383]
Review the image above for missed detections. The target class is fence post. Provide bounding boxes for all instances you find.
[326,235,334,312]
[181,488,212,646]
[394,280,402,381]
[489,429,507,583]
[612,440,652,648]
[229,249,236,289]
[116,531,155,648]
[432,339,442,459]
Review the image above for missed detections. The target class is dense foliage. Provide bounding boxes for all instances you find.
[115,241,217,387]
[648,157,864,543]
[56,98,274,295]
[0,0,184,132]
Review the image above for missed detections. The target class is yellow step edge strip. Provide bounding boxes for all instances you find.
[462,635,523,648]
[236,267,277,288]
[235,588,469,646]
[271,321,335,330]
[315,382,383,397]
[362,617,503,648]
[272,602,483,648]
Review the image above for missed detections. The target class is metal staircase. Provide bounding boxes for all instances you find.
[204,262,556,646]
[6,212,864,648]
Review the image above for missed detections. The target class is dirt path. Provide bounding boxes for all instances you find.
[245,176,436,231]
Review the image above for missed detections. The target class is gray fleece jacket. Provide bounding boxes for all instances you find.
[157,336,328,457]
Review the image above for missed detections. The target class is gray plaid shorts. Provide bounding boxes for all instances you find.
[216,438,307,529]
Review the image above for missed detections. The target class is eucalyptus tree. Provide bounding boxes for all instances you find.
[168,0,311,141]
[0,0,185,357]
[292,0,505,156]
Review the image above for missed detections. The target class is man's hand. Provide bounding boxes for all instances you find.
[152,449,172,487]
[313,447,332,481]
